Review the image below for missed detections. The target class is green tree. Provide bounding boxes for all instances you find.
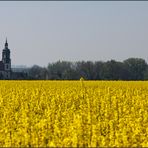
[123,58,147,80]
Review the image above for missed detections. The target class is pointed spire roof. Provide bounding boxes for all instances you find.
[5,37,8,48]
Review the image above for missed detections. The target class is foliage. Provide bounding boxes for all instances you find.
[9,58,148,80]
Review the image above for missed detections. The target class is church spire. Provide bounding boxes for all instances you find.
[5,37,8,48]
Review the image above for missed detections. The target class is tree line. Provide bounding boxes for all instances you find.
[22,58,148,80]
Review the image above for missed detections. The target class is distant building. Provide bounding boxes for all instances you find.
[0,39,11,79]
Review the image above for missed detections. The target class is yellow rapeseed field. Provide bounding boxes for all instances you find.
[0,80,147,147]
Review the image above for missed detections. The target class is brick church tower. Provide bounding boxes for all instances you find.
[2,38,11,79]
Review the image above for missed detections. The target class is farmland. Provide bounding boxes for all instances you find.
[0,81,147,147]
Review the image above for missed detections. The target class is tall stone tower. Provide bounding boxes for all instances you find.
[2,38,11,79]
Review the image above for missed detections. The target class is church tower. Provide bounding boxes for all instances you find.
[2,38,11,79]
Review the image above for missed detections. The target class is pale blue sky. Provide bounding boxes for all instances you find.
[0,1,148,67]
